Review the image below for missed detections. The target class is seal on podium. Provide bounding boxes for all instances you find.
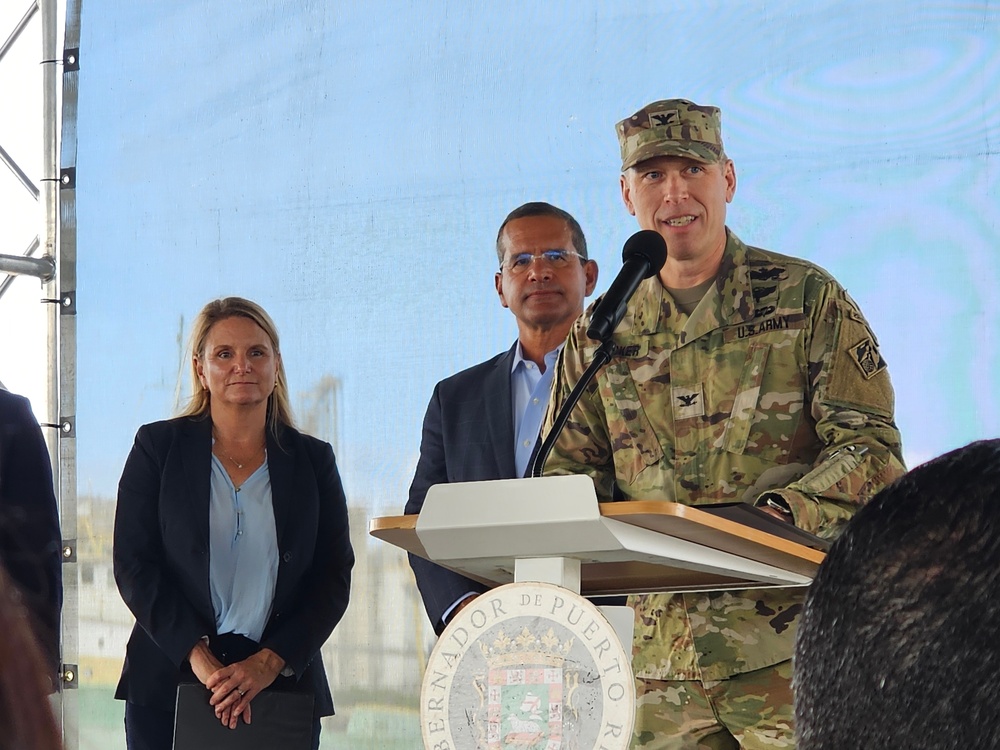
[420,581,634,749]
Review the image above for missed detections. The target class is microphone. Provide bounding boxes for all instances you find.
[529,230,667,478]
[586,230,667,342]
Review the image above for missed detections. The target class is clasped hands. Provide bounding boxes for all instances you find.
[188,640,286,729]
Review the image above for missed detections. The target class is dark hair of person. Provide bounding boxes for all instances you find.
[495,202,588,263]
[794,439,1000,750]
[177,297,296,436]
[0,565,63,750]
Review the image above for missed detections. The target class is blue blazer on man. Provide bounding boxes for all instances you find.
[404,345,518,633]
[0,389,63,680]
[113,416,354,716]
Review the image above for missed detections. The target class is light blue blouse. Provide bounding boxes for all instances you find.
[208,453,278,643]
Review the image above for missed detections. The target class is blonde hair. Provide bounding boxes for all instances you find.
[178,297,295,433]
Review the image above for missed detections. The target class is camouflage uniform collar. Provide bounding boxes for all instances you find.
[622,228,756,340]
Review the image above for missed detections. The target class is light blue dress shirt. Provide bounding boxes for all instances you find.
[208,453,279,643]
[510,343,563,478]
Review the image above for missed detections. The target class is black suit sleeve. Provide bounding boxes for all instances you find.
[260,439,354,677]
[113,425,216,666]
[0,393,63,679]
[405,384,487,635]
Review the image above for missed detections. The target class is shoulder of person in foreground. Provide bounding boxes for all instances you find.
[0,390,63,682]
[0,565,63,750]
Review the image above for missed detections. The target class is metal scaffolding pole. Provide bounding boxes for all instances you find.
[0,250,55,280]
[0,237,43,299]
[39,0,81,747]
[0,2,38,62]
[1,0,78,746]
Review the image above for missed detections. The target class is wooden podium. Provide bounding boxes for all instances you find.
[370,474,824,597]
[371,475,825,750]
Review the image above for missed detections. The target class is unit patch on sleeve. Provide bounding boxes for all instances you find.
[850,337,887,380]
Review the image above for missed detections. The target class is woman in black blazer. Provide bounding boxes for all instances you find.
[113,297,354,750]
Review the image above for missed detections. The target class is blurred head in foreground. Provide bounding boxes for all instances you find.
[794,439,1000,750]
[0,564,62,750]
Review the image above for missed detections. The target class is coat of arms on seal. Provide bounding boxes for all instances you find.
[478,627,570,748]
[420,581,634,750]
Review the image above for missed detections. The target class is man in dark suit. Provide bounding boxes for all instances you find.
[405,202,598,633]
[0,388,63,686]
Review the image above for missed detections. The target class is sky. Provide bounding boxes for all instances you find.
[0,1,49,404]
[2,0,999,510]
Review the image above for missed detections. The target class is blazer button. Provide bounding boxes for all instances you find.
[282,551,292,563]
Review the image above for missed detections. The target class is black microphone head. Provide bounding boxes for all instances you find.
[622,230,667,278]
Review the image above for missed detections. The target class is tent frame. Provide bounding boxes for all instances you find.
[0,1,81,747]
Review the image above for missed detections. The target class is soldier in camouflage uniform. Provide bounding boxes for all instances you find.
[542,99,906,749]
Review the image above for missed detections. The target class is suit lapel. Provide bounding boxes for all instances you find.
[484,343,517,478]
[266,426,296,550]
[179,417,213,550]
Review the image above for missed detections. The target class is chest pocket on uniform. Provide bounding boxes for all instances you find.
[720,342,770,455]
[600,359,665,486]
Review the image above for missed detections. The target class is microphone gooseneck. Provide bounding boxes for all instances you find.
[530,230,667,478]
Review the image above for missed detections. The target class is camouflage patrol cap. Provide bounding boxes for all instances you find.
[616,98,725,171]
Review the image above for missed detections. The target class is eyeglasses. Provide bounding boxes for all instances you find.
[499,249,584,275]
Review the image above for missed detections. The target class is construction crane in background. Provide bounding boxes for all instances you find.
[297,374,342,457]
[171,315,186,414]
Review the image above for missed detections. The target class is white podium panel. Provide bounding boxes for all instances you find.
[376,476,822,595]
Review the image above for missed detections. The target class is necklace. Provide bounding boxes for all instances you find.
[219,449,250,469]
[213,436,264,470]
